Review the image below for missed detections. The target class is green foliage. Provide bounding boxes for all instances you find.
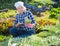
[8,35,49,46]
[0,35,12,46]
[43,25,58,33]
[36,31,51,38]
[8,33,60,46]
[34,0,55,5]
[49,8,60,19]
[0,2,59,45]
[0,10,16,34]
[7,24,60,46]
[45,36,60,46]
[0,38,9,46]
[0,0,32,9]
[0,10,16,18]
[0,35,6,42]
[49,12,58,19]
[43,24,60,36]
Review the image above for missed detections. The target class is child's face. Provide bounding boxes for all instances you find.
[16,6,24,13]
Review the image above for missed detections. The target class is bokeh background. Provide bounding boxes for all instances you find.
[0,0,60,46]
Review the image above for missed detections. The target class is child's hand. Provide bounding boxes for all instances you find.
[25,24,35,28]
[16,22,23,27]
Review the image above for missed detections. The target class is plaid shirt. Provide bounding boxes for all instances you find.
[14,11,36,31]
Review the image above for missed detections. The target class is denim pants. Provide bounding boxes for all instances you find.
[9,25,36,37]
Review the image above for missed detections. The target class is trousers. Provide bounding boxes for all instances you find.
[9,25,35,37]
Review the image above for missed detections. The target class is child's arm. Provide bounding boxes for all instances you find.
[14,14,18,27]
[14,14,23,27]
[28,11,36,25]
[25,11,36,28]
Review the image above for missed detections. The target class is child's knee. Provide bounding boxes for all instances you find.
[9,28,19,37]
[9,28,14,33]
[9,27,17,33]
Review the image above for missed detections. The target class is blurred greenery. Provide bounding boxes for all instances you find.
[0,0,60,46]
[49,8,60,19]
[34,0,55,5]
[0,0,56,9]
[8,23,60,46]
[0,0,32,9]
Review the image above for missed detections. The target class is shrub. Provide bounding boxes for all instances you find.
[49,8,59,19]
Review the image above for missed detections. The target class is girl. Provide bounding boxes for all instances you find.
[10,1,36,37]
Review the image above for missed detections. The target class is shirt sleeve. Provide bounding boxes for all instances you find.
[14,14,18,27]
[27,11,36,24]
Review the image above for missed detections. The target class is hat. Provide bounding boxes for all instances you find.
[14,1,24,8]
